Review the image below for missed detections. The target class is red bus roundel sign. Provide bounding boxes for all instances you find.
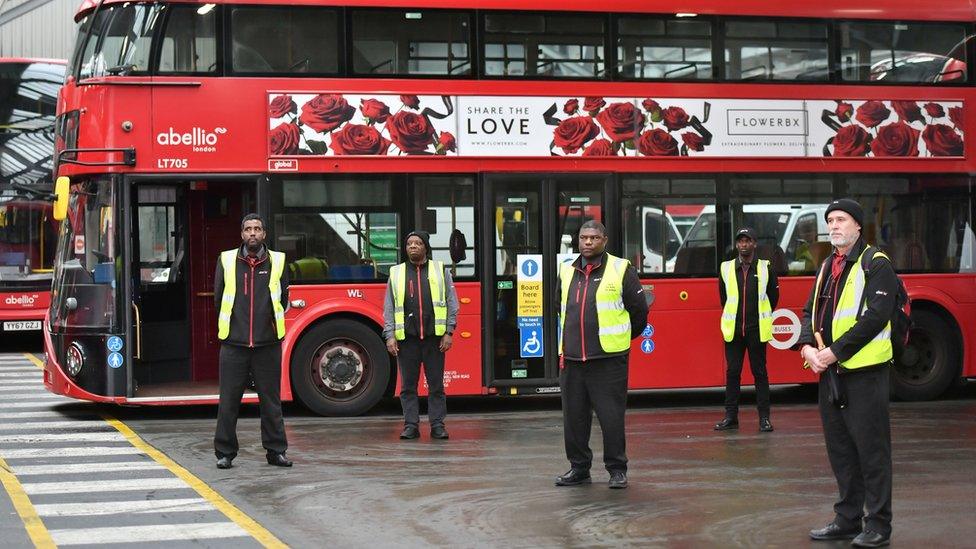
[770,309,802,351]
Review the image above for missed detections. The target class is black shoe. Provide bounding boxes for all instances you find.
[714,417,739,431]
[759,417,774,432]
[266,452,293,467]
[216,456,233,469]
[608,471,628,489]
[809,521,861,540]
[431,425,449,440]
[852,530,890,548]
[554,469,591,486]
[400,425,420,439]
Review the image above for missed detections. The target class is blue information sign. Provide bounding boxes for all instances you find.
[640,339,655,354]
[108,352,124,369]
[106,336,123,352]
[641,324,654,338]
[519,328,543,358]
[521,259,539,278]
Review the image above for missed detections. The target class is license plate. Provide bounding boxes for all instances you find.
[3,321,41,331]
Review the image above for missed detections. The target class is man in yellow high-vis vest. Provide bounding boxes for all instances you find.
[555,220,649,490]
[716,227,778,432]
[382,230,459,441]
[797,199,898,548]
[213,214,291,469]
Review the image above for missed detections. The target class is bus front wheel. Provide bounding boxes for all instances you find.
[291,319,390,416]
[891,309,959,401]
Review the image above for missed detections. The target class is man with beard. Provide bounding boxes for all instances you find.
[715,227,778,432]
[555,220,649,489]
[383,230,459,440]
[214,214,291,469]
[798,199,898,548]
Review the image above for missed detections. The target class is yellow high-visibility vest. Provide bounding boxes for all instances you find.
[720,259,773,342]
[217,249,286,341]
[559,253,632,355]
[389,260,447,341]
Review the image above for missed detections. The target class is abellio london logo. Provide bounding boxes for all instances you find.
[156,127,228,153]
[5,294,38,307]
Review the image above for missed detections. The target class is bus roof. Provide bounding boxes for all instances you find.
[72,0,976,23]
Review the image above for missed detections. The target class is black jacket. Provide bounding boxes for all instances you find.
[561,252,649,362]
[719,257,780,338]
[796,238,898,366]
[214,245,289,348]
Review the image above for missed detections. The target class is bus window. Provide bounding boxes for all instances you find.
[412,176,476,278]
[100,4,162,75]
[723,20,829,81]
[231,6,340,75]
[483,12,605,78]
[158,5,217,74]
[839,22,969,84]
[351,9,472,76]
[616,16,713,80]
[76,8,113,80]
[136,187,177,284]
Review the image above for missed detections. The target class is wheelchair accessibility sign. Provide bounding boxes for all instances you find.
[520,328,543,358]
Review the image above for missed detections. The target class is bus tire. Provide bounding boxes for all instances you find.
[891,309,959,401]
[291,319,390,416]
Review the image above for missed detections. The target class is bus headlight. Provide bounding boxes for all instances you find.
[65,342,84,377]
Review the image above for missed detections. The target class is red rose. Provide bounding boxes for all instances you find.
[642,99,661,113]
[269,123,301,155]
[299,94,355,133]
[552,116,600,154]
[401,95,420,109]
[854,101,891,128]
[360,99,390,124]
[871,122,920,157]
[835,102,853,123]
[595,102,644,143]
[921,124,964,157]
[638,128,679,156]
[891,100,924,123]
[269,94,296,118]
[681,132,704,152]
[563,99,579,115]
[949,106,964,128]
[582,139,615,156]
[582,97,606,113]
[330,124,390,155]
[924,102,945,118]
[438,131,456,153]
[662,106,690,132]
[832,125,872,157]
[387,111,436,153]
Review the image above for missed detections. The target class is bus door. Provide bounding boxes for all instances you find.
[483,174,607,391]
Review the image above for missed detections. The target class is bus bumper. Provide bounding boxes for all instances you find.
[42,319,123,404]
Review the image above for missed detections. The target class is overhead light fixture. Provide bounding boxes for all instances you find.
[405,12,422,20]
[197,4,215,15]
[675,13,698,18]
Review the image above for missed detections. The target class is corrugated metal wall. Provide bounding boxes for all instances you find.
[0,0,78,60]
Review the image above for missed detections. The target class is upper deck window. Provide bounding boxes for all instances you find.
[616,16,713,80]
[76,4,162,78]
[483,12,605,78]
[839,22,969,84]
[158,5,217,74]
[724,20,829,81]
[351,9,471,76]
[231,7,340,74]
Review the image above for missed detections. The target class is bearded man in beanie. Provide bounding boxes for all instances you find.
[797,198,899,548]
[383,231,459,440]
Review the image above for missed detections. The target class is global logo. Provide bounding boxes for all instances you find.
[5,294,37,306]
[156,127,227,152]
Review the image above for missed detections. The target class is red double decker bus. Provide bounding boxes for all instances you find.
[46,0,975,414]
[0,58,64,335]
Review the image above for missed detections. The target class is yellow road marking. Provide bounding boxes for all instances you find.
[103,417,288,549]
[0,455,56,548]
[23,353,44,370]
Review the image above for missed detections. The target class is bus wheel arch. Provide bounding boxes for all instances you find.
[891,302,961,401]
[290,314,393,416]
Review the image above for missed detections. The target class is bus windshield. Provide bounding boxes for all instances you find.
[0,195,56,285]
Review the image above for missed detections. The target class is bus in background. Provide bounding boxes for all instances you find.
[0,58,64,334]
[45,0,974,413]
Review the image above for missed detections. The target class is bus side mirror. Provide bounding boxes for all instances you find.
[53,177,69,221]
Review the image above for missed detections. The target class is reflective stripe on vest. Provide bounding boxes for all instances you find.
[217,249,287,341]
[811,248,893,369]
[390,260,447,341]
[719,259,773,343]
[559,253,632,355]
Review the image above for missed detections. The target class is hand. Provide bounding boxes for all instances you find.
[815,347,837,368]
[386,338,399,357]
[439,333,453,353]
[801,345,826,373]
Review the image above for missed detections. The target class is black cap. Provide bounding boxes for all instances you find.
[825,198,864,228]
[405,230,432,259]
[735,227,758,241]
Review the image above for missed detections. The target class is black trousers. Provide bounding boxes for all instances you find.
[398,336,446,427]
[819,366,892,536]
[560,355,629,473]
[214,343,287,459]
[723,330,770,417]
